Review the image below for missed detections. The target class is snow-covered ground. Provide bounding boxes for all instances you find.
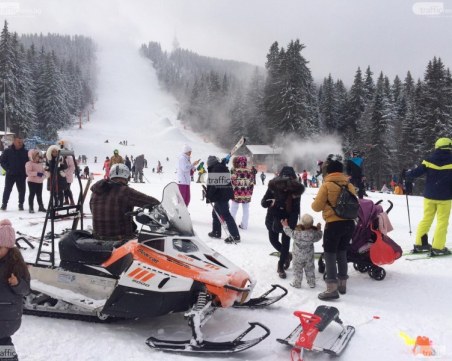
[2,44,452,361]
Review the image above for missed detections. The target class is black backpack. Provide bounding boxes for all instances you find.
[327,181,359,219]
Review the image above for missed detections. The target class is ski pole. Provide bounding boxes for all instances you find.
[405,193,412,235]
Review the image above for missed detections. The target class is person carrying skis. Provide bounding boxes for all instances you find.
[90,164,160,241]
[346,151,365,199]
[261,166,304,279]
[311,155,356,300]
[0,134,28,211]
[25,149,46,213]
[406,138,452,256]
[205,155,240,244]
[0,219,30,359]
[177,145,200,206]
[281,214,322,289]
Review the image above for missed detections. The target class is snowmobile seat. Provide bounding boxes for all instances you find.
[59,230,121,265]
[313,305,340,332]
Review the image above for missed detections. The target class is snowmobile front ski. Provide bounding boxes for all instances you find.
[277,305,354,359]
[146,321,270,354]
[146,291,270,353]
[233,284,288,308]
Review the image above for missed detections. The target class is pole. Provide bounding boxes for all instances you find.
[406,193,412,235]
[3,79,6,133]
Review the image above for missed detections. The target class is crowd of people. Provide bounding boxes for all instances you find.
[2,136,452,357]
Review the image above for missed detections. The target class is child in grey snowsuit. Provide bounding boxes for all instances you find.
[281,214,322,288]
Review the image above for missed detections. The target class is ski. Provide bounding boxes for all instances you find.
[228,136,247,157]
[406,253,452,261]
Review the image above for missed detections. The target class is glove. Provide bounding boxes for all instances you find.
[37,172,44,177]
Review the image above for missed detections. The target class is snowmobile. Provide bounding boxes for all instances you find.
[277,305,355,360]
[23,182,287,353]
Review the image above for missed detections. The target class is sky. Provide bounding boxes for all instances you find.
[2,0,452,84]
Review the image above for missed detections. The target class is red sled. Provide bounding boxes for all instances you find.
[277,305,355,360]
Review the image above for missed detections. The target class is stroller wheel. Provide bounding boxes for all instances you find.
[368,267,386,281]
[353,263,369,273]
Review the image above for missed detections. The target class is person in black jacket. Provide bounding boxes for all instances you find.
[0,134,28,211]
[0,219,30,359]
[205,155,240,244]
[346,151,365,199]
[261,166,305,278]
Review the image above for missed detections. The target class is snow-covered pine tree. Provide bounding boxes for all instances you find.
[365,72,394,188]
[319,74,338,133]
[35,52,71,140]
[344,67,365,151]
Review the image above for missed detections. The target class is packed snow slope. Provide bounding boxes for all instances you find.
[2,44,452,361]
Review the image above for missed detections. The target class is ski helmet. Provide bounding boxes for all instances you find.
[435,137,452,150]
[110,163,130,180]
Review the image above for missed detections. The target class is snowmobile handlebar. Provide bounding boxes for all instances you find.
[125,204,158,217]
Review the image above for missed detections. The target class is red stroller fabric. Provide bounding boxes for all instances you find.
[369,227,402,265]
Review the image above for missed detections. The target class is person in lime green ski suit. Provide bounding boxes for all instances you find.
[406,137,452,256]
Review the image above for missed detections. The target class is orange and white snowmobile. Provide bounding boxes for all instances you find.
[23,182,287,353]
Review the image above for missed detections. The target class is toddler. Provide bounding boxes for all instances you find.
[281,214,322,288]
[0,219,30,360]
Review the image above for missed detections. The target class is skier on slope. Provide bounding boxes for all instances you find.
[406,137,452,256]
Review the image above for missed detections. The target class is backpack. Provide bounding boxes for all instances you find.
[327,181,359,219]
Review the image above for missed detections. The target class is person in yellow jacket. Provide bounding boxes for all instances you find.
[110,149,124,167]
[406,138,452,256]
[311,155,356,300]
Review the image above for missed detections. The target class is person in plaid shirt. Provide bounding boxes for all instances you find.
[90,163,159,240]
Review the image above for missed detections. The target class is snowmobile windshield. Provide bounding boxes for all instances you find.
[160,183,195,236]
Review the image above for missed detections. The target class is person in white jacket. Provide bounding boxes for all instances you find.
[177,145,199,206]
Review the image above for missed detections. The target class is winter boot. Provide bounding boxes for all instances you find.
[413,234,431,253]
[430,247,451,256]
[1,204,6,211]
[318,281,340,300]
[38,205,46,212]
[29,207,35,214]
[18,203,24,211]
[290,281,301,289]
[284,252,293,270]
[277,264,287,279]
[208,231,221,239]
[224,235,240,244]
[338,278,347,295]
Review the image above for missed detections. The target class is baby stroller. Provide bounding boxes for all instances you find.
[319,199,402,281]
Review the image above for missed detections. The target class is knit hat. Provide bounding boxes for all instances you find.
[207,155,219,167]
[0,219,16,248]
[326,159,344,174]
[300,214,314,228]
[183,144,192,154]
